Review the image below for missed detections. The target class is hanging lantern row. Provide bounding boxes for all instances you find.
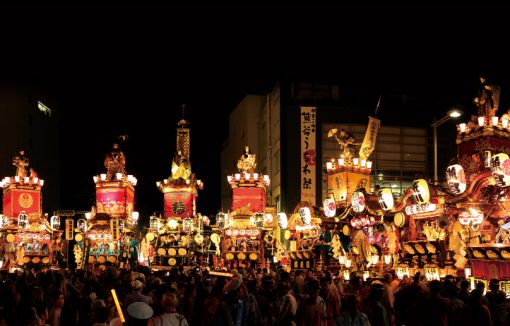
[20,233,50,240]
[225,229,261,237]
[93,174,138,186]
[458,114,510,134]
[350,215,377,228]
[326,158,373,174]
[1,176,44,188]
[157,178,203,190]
[227,172,270,186]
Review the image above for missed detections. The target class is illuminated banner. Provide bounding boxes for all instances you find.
[327,171,370,205]
[96,186,134,217]
[111,218,120,241]
[232,187,266,213]
[2,188,41,218]
[65,219,74,241]
[359,116,381,160]
[164,192,194,218]
[301,107,316,205]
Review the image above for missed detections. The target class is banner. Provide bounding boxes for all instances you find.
[96,186,134,216]
[359,116,381,160]
[111,218,120,241]
[301,107,316,205]
[164,192,195,218]
[232,187,266,213]
[65,219,74,241]
[327,171,369,206]
[2,188,41,218]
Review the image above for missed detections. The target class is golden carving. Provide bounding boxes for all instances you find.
[18,192,33,208]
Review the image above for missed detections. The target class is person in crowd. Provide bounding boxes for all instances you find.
[365,281,389,326]
[336,294,370,326]
[485,278,507,326]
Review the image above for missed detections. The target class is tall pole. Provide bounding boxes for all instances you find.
[433,124,438,182]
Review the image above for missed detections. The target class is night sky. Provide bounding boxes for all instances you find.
[2,5,510,221]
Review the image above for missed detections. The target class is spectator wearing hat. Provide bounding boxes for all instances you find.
[485,279,507,326]
[217,273,250,326]
[125,280,152,308]
[126,301,154,326]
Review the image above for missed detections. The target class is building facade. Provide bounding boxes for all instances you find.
[0,84,60,213]
[222,80,454,213]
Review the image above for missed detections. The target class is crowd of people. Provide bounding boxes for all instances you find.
[0,263,508,326]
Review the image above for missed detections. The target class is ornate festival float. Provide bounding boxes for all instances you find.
[219,146,274,270]
[73,140,139,269]
[147,116,205,270]
[0,150,61,271]
[323,121,401,278]
[449,76,510,289]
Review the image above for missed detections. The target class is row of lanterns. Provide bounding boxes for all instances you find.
[0,176,44,188]
[156,178,203,189]
[93,173,138,186]
[458,115,510,134]
[227,173,270,186]
[325,157,373,173]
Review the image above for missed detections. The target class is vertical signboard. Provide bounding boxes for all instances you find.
[65,219,74,241]
[300,107,317,205]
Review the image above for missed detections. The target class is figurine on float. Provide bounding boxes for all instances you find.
[474,75,501,117]
[171,150,192,180]
[104,142,126,181]
[328,129,361,163]
[12,149,29,177]
[237,146,257,172]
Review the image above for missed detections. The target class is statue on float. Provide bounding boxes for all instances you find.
[171,150,192,180]
[12,149,29,177]
[237,146,257,172]
[474,74,501,117]
[328,129,361,163]
[104,142,126,181]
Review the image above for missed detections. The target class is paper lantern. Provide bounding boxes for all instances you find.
[491,153,510,187]
[446,164,467,194]
[351,191,366,213]
[298,207,312,225]
[412,179,430,204]
[378,188,394,211]
[77,218,87,233]
[277,212,288,229]
[216,212,226,229]
[323,198,336,218]
[50,215,61,231]
[18,211,29,229]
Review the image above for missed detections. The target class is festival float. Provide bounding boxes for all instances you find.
[0,151,61,271]
[447,78,510,288]
[281,204,324,271]
[147,116,205,270]
[219,146,273,270]
[323,122,400,278]
[73,141,139,269]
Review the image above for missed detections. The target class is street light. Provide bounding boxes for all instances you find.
[431,109,463,181]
